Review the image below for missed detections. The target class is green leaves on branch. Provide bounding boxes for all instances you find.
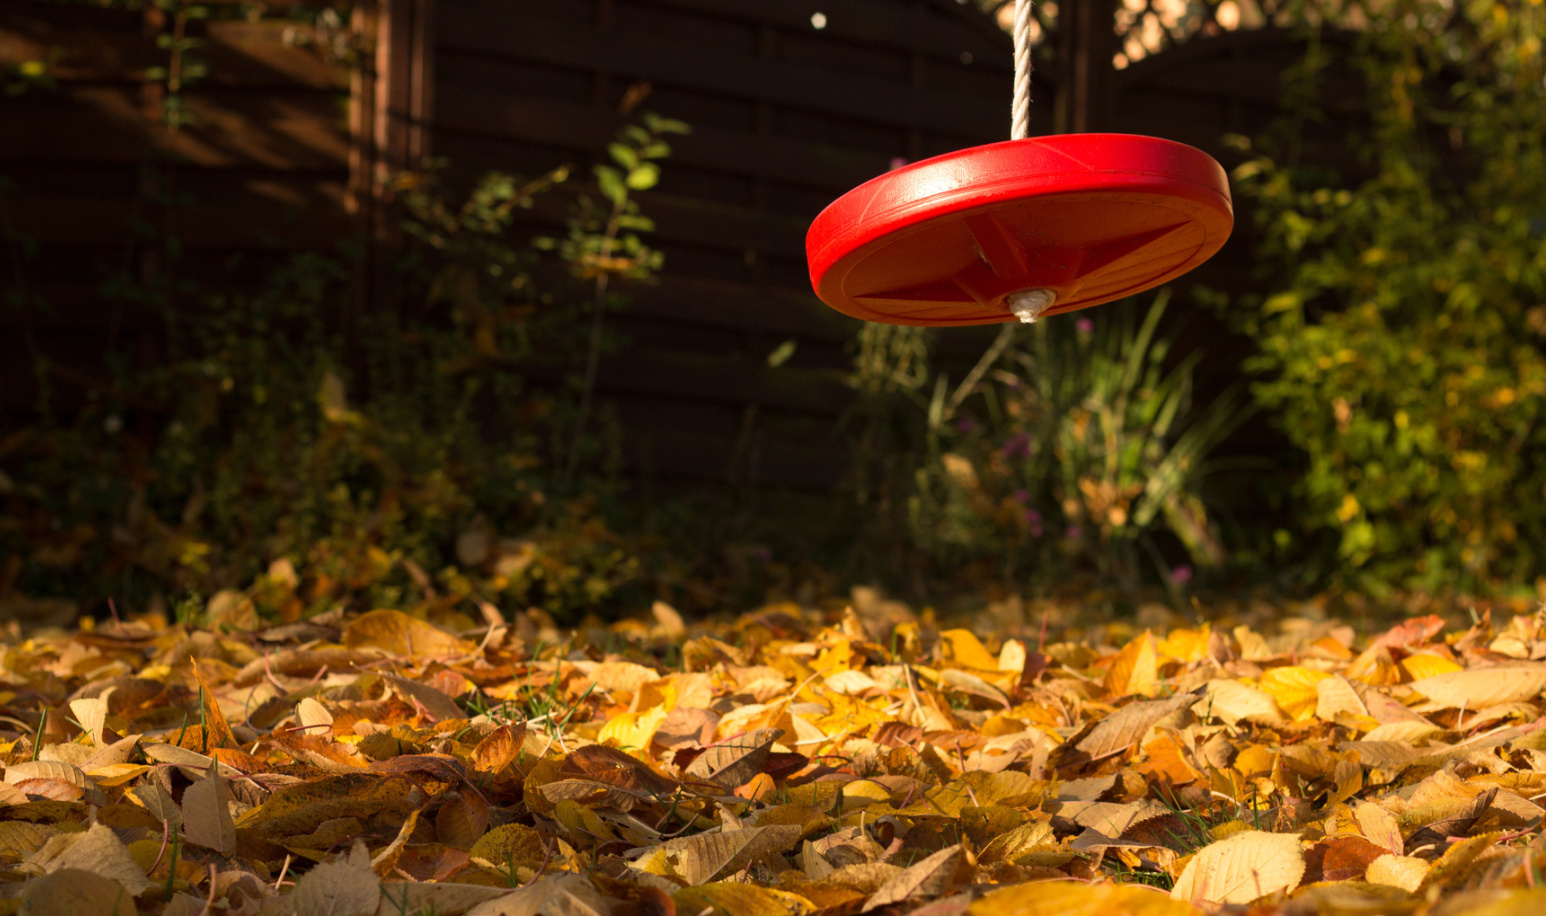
[1224,0,1546,593]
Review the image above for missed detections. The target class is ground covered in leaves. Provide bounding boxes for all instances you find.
[4,596,1546,916]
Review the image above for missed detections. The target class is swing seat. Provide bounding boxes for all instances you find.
[806,134,1233,327]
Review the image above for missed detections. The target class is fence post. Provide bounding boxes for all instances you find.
[355,0,436,320]
[1054,0,1118,134]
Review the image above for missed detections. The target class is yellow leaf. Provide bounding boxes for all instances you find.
[1104,631,1160,698]
[1169,830,1304,905]
[839,780,891,813]
[971,881,1197,916]
[1157,625,1211,664]
[1457,889,1546,916]
[1197,679,1284,726]
[1399,653,1463,681]
[342,609,473,658]
[938,629,1000,672]
[1365,853,1429,892]
[598,681,676,751]
[1258,666,1330,720]
[1408,665,1546,709]
[469,823,548,872]
[554,798,617,844]
[675,882,814,916]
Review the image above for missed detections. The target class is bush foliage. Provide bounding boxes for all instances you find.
[1228,0,1546,593]
[1,116,688,624]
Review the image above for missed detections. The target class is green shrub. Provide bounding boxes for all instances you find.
[851,292,1248,599]
[1227,0,1546,593]
[0,117,687,623]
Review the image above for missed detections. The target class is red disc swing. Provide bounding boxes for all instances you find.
[805,2,1233,327]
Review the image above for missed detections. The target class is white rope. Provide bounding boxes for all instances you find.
[1011,0,1034,141]
[1006,2,1052,321]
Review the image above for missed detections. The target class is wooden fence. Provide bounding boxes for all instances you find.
[0,0,356,403]
[0,0,1347,495]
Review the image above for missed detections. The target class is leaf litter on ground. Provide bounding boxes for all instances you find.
[3,597,1546,914]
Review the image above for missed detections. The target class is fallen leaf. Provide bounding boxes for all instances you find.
[675,882,814,916]
[344,609,474,657]
[180,762,236,854]
[19,868,139,916]
[1072,692,1198,762]
[291,842,380,916]
[1170,829,1305,904]
[686,728,781,790]
[971,881,1195,916]
[863,844,963,911]
[1408,666,1546,709]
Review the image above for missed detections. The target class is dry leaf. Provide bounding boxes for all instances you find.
[1409,666,1546,709]
[291,842,381,916]
[344,609,474,657]
[686,728,781,790]
[971,881,1195,916]
[180,763,236,854]
[1365,853,1430,892]
[658,824,803,885]
[1073,692,1198,762]
[27,822,155,897]
[863,844,963,911]
[1170,829,1305,904]
[675,883,814,916]
[19,868,139,916]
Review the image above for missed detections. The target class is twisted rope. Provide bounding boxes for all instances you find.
[1011,0,1034,140]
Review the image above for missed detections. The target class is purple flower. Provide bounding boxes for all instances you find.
[1030,524,1044,538]
[1000,432,1031,459]
[1065,525,1083,540]
[955,415,978,433]
[1012,489,1031,504]
[1171,565,1194,585]
[1076,318,1094,335]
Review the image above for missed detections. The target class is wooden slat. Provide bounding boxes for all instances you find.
[432,61,895,193]
[585,345,852,417]
[0,12,347,89]
[7,181,351,248]
[436,4,1006,138]
[631,0,1014,67]
[624,276,853,344]
[2,86,349,169]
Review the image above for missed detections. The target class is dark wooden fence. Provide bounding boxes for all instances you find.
[0,0,357,403]
[1,0,1342,495]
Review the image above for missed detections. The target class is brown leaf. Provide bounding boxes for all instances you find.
[685,728,782,791]
[1303,835,1386,883]
[189,659,238,751]
[344,609,474,658]
[26,822,155,897]
[19,868,139,916]
[466,873,611,916]
[291,841,381,916]
[658,824,803,885]
[471,724,526,776]
[863,844,963,911]
[561,744,678,795]
[180,762,236,854]
[1071,692,1198,763]
[436,792,490,849]
[379,674,466,723]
